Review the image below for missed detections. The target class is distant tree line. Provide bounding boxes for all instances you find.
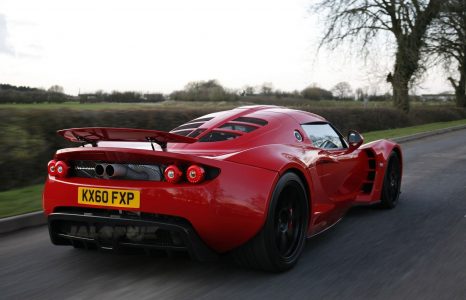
[79,91,164,103]
[0,84,69,103]
[170,79,360,101]
[0,83,165,104]
[2,80,453,105]
[170,80,239,101]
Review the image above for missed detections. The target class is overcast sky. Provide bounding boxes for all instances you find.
[0,0,451,95]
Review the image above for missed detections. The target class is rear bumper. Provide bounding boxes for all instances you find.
[48,210,217,261]
[43,160,279,252]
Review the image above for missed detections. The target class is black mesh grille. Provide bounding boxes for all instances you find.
[71,161,163,181]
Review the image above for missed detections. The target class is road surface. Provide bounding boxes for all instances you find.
[1,129,466,300]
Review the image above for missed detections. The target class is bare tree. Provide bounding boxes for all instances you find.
[332,81,353,99]
[355,87,367,101]
[427,0,466,107]
[314,0,443,112]
[48,85,64,94]
[260,82,274,95]
[243,85,255,96]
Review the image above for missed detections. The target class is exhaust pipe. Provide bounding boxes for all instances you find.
[106,164,128,177]
[95,164,106,177]
[95,163,157,180]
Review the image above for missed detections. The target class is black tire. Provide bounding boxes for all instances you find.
[233,172,309,272]
[379,152,401,209]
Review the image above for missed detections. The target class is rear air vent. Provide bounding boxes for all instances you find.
[188,129,206,138]
[191,117,214,123]
[232,117,268,126]
[219,123,258,133]
[198,116,267,142]
[198,131,239,142]
[171,130,191,137]
[171,122,203,131]
[170,117,214,137]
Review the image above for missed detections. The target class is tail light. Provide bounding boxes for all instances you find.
[55,161,69,178]
[47,160,57,176]
[164,165,182,183]
[186,165,205,184]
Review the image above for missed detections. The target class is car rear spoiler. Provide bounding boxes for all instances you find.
[57,127,197,151]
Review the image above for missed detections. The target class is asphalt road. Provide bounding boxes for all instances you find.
[1,129,466,300]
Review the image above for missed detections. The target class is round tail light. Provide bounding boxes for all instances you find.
[55,161,69,178]
[164,165,183,183]
[47,160,57,176]
[186,165,205,184]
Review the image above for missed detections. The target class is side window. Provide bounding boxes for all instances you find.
[301,123,346,149]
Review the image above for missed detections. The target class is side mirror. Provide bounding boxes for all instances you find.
[347,130,364,150]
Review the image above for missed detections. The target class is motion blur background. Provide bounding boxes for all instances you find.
[1,0,466,216]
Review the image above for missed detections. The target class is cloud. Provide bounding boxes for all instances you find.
[0,14,14,55]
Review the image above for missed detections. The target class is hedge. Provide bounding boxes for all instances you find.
[0,106,464,191]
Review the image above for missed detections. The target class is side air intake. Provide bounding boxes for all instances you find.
[361,150,377,194]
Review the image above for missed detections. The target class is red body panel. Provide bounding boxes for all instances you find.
[43,105,402,252]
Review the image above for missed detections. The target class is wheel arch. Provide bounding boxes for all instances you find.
[391,145,403,175]
[279,166,313,229]
[357,139,403,204]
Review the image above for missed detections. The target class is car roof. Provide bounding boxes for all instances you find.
[169,106,328,152]
[194,105,327,126]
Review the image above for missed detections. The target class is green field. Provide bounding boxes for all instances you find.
[1,118,464,218]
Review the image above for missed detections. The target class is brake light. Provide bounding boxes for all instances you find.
[186,165,205,184]
[164,165,182,183]
[47,160,57,176]
[55,161,69,178]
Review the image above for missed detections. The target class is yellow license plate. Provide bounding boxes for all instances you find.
[77,187,140,208]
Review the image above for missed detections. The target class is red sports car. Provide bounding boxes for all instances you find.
[43,105,402,272]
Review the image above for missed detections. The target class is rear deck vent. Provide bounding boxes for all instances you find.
[172,130,191,137]
[232,117,268,126]
[219,123,257,133]
[188,129,206,138]
[171,122,203,131]
[191,117,214,122]
[170,117,213,137]
[198,131,239,142]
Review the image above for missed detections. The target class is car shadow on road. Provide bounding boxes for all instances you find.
[50,204,393,280]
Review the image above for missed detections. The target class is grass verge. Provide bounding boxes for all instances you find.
[0,184,43,218]
[0,118,465,218]
[363,119,466,142]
